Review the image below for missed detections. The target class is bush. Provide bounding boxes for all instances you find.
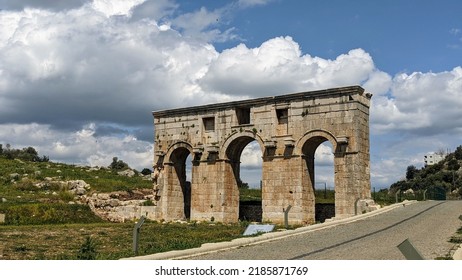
[0,144,49,162]
[77,236,98,260]
[109,157,129,171]
[141,168,152,176]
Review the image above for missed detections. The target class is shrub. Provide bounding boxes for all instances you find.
[77,236,98,260]
[109,157,129,171]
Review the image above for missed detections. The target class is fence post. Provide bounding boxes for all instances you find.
[133,216,146,256]
[395,189,401,203]
[283,205,292,229]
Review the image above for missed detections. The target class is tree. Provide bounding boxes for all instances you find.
[141,168,152,176]
[406,165,418,181]
[109,157,129,170]
[454,145,462,160]
[448,158,460,171]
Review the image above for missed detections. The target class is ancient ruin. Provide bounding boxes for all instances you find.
[151,86,373,224]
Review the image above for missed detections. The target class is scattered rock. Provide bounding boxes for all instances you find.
[84,189,157,222]
[117,169,136,177]
[9,173,20,180]
[404,188,414,195]
[68,180,90,196]
[1,198,6,203]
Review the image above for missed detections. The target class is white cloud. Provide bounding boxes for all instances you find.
[237,0,273,8]
[0,123,153,170]
[91,0,145,17]
[201,37,377,97]
[0,3,220,131]
[240,141,262,169]
[371,67,462,136]
[0,0,90,11]
[131,0,178,21]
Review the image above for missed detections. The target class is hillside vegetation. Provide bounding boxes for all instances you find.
[0,145,249,260]
[0,145,152,225]
[389,146,462,200]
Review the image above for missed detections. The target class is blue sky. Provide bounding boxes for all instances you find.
[0,0,461,189]
[184,0,462,74]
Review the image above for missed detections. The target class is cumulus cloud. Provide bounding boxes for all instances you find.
[0,123,153,170]
[240,141,262,169]
[1,0,461,189]
[0,0,90,11]
[201,37,377,97]
[0,2,219,134]
[371,67,462,136]
[171,6,236,43]
[131,0,178,21]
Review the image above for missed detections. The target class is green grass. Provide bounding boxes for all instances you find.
[0,158,152,195]
[0,157,252,260]
[0,157,152,225]
[239,188,262,202]
[0,203,103,225]
[0,222,246,260]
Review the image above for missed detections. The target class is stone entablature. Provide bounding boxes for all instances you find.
[152,86,372,224]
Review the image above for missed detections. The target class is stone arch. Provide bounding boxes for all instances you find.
[163,141,193,220]
[296,130,338,221]
[164,141,194,164]
[220,131,265,159]
[221,131,264,187]
[221,131,265,222]
[295,129,338,155]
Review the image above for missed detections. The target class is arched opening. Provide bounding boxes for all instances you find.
[314,141,335,222]
[302,136,335,223]
[169,147,192,220]
[226,136,263,222]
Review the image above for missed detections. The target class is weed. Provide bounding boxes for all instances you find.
[13,244,28,252]
[449,236,462,244]
[77,236,98,260]
[142,199,154,206]
[58,191,75,202]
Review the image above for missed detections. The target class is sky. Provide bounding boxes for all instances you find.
[0,0,461,190]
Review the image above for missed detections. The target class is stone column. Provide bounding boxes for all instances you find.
[161,163,186,221]
[190,159,239,223]
[262,156,315,224]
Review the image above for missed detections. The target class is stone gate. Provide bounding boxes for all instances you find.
[151,85,372,224]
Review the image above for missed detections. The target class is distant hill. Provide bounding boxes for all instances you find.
[389,145,462,200]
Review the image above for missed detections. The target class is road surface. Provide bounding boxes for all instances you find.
[188,201,462,260]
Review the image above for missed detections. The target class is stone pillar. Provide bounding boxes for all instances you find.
[334,151,371,218]
[190,159,239,223]
[262,156,315,224]
[161,163,186,221]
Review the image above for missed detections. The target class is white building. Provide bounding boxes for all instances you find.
[424,153,445,166]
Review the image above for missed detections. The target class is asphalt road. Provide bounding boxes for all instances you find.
[189,201,462,260]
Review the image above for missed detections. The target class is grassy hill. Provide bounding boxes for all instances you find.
[389,145,462,200]
[0,154,152,225]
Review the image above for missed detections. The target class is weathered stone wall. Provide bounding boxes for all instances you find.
[152,86,372,224]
